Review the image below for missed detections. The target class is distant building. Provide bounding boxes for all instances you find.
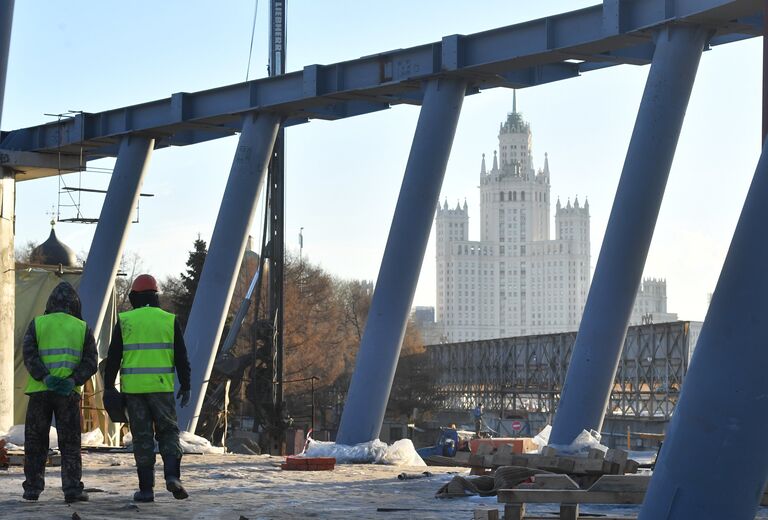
[629,278,677,325]
[411,306,444,345]
[435,100,675,343]
[29,220,78,268]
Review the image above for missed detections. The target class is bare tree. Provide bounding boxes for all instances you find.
[14,240,38,263]
[115,251,145,312]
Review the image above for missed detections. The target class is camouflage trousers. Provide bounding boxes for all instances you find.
[125,392,183,468]
[23,392,84,496]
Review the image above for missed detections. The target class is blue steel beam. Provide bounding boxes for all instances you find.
[0,0,13,126]
[177,112,280,433]
[336,77,466,445]
[0,0,761,169]
[638,130,768,520]
[79,136,154,342]
[549,25,709,446]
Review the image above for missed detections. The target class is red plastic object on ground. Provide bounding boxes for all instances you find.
[281,455,336,471]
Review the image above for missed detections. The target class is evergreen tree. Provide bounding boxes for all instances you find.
[174,236,207,328]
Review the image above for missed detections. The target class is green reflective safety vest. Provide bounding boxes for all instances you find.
[26,312,86,394]
[119,306,176,393]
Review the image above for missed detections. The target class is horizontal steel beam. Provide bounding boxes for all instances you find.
[1,0,761,176]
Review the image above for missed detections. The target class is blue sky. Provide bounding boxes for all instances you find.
[5,1,762,322]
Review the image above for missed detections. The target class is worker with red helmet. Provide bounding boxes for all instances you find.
[104,274,192,502]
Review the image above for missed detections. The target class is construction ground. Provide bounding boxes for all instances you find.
[1,453,768,520]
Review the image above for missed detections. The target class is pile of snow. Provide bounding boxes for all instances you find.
[123,431,225,454]
[1,424,58,449]
[304,438,426,466]
[532,424,608,456]
[1,425,108,449]
[81,428,105,447]
[180,431,225,454]
[531,425,551,450]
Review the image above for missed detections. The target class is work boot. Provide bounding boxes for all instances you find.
[64,490,89,503]
[133,466,155,502]
[22,490,40,501]
[162,456,188,500]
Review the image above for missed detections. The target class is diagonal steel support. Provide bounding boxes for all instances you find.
[79,136,154,343]
[178,113,281,433]
[549,25,709,445]
[336,77,467,445]
[639,122,768,520]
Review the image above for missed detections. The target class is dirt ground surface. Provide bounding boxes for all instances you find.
[0,452,508,520]
[3,452,768,520]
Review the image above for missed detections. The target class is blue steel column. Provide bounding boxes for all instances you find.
[0,0,13,124]
[79,136,154,341]
[178,113,280,433]
[549,25,709,445]
[336,78,466,445]
[639,137,768,520]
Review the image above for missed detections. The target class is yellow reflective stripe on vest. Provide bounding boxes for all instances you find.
[26,313,86,394]
[119,307,176,393]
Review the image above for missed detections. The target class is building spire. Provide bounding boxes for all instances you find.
[492,150,498,171]
[513,89,517,114]
[543,152,550,176]
[481,153,487,175]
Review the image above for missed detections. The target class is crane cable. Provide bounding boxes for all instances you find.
[245,0,260,82]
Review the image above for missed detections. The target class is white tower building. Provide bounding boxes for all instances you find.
[435,99,673,343]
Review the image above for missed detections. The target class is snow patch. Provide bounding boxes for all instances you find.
[304,438,426,466]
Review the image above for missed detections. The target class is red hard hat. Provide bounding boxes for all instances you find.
[131,274,159,293]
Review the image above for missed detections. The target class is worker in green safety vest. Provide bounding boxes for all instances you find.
[104,274,192,502]
[21,281,98,503]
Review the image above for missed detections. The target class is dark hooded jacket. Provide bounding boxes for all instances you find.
[22,281,99,388]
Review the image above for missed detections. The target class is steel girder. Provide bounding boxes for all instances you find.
[0,0,762,178]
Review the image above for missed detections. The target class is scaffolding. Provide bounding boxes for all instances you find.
[426,321,701,421]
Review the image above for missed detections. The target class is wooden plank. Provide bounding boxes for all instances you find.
[588,448,605,460]
[6,452,60,467]
[532,474,580,490]
[560,503,579,520]
[468,454,486,467]
[491,453,513,467]
[571,458,606,474]
[473,508,500,520]
[503,503,526,520]
[588,475,650,493]
[541,446,557,456]
[498,489,645,505]
[497,443,516,456]
[477,443,495,456]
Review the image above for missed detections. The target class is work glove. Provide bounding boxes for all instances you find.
[177,389,191,408]
[53,378,76,397]
[44,374,63,390]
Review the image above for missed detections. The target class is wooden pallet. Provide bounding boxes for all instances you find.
[6,451,61,467]
[497,473,768,519]
[469,445,638,482]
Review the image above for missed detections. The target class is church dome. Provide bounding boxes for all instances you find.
[30,223,77,267]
